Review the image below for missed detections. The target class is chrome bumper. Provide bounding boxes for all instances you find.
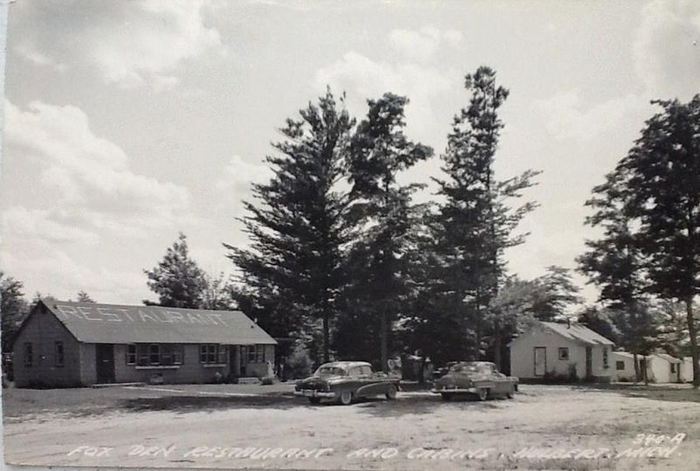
[294,389,336,398]
[430,387,477,394]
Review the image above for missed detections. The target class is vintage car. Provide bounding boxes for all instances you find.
[294,361,400,405]
[431,361,518,401]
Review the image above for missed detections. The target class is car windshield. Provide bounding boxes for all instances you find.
[314,366,346,376]
[449,363,480,373]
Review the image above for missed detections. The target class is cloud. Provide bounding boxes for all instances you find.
[315,51,456,139]
[633,0,700,100]
[388,26,463,62]
[3,99,191,237]
[215,154,272,193]
[533,90,653,142]
[15,44,67,72]
[16,0,223,91]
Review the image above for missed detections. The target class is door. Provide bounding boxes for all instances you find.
[534,347,546,376]
[96,344,115,383]
[229,346,241,379]
[585,346,593,379]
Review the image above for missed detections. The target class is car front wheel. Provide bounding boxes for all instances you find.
[440,392,452,401]
[385,385,397,400]
[308,397,321,405]
[339,391,353,405]
[476,388,489,401]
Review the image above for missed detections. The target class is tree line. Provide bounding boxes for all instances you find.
[1,67,697,384]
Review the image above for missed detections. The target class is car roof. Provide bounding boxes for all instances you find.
[318,361,372,369]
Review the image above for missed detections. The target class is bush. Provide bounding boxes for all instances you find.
[285,344,313,379]
[261,375,276,385]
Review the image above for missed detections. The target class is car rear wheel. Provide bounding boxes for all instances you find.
[385,385,397,400]
[506,390,514,399]
[339,391,353,405]
[440,392,452,401]
[476,388,489,401]
[308,397,321,404]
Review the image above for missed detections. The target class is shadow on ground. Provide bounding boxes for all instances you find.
[352,393,504,418]
[119,393,308,413]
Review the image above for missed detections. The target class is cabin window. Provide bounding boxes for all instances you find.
[24,342,33,367]
[54,341,64,367]
[200,344,225,364]
[558,347,569,361]
[603,348,609,369]
[126,344,137,365]
[616,361,625,371]
[135,344,183,366]
[246,345,265,363]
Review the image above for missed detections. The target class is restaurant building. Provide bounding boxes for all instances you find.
[12,298,277,388]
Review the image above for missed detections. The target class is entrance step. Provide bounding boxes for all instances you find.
[92,382,146,388]
[237,377,261,384]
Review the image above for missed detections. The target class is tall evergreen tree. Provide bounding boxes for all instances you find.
[336,93,432,370]
[429,66,539,364]
[227,89,355,364]
[144,233,207,308]
[530,266,583,322]
[76,291,96,303]
[615,96,700,386]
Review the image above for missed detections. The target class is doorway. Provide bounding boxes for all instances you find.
[96,344,115,383]
[534,347,546,376]
[585,346,593,379]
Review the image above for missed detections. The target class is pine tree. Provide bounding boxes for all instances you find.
[76,291,96,303]
[336,93,432,370]
[227,89,355,364]
[429,66,539,366]
[615,96,700,386]
[144,233,207,308]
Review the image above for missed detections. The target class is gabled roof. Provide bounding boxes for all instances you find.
[540,321,614,346]
[38,299,276,345]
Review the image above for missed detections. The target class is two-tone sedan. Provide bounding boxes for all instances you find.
[431,361,518,401]
[294,361,400,405]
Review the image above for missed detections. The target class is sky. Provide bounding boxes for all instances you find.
[1,0,699,305]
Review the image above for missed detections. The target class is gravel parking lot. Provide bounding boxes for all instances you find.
[4,383,700,470]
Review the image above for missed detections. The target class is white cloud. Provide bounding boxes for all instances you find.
[388,26,463,62]
[533,90,653,142]
[92,0,223,89]
[215,154,271,192]
[18,0,223,91]
[633,0,700,100]
[315,51,455,139]
[3,99,191,236]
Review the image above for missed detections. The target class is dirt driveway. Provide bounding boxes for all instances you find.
[4,383,700,470]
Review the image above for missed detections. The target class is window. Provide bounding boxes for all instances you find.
[200,344,226,364]
[126,344,136,365]
[616,361,625,371]
[134,344,183,366]
[24,342,33,367]
[149,344,161,365]
[603,348,609,369]
[558,347,569,361]
[245,345,265,363]
[55,341,64,367]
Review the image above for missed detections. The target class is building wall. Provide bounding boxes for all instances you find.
[12,307,83,387]
[611,353,639,381]
[510,326,613,381]
[681,357,694,383]
[647,356,680,383]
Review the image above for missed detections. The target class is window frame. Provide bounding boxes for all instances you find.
[616,360,625,371]
[24,342,33,367]
[126,344,137,365]
[200,344,226,365]
[558,347,569,361]
[54,341,65,367]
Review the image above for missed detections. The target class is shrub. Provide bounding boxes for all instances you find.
[261,375,276,385]
[285,344,313,379]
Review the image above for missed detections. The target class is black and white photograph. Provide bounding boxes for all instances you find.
[1,1,700,470]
